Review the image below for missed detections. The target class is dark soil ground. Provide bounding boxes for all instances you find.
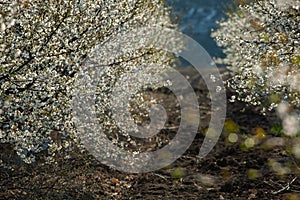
[1,67,299,199]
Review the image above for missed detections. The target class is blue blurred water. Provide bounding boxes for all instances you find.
[166,0,233,61]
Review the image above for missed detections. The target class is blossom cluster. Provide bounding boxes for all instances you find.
[0,0,177,164]
[212,0,299,110]
[212,0,300,159]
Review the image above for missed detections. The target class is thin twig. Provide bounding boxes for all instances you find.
[271,177,297,195]
[153,173,167,181]
[162,126,179,130]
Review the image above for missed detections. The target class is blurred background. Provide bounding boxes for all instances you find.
[166,0,233,65]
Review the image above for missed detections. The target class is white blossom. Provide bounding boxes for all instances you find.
[212,0,300,158]
[212,0,300,111]
[0,0,178,164]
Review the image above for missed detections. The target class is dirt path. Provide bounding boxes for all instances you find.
[1,67,299,199]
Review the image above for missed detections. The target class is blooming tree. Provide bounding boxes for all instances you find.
[0,0,177,164]
[212,0,300,159]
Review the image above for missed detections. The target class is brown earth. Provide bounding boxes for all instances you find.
[0,67,299,199]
